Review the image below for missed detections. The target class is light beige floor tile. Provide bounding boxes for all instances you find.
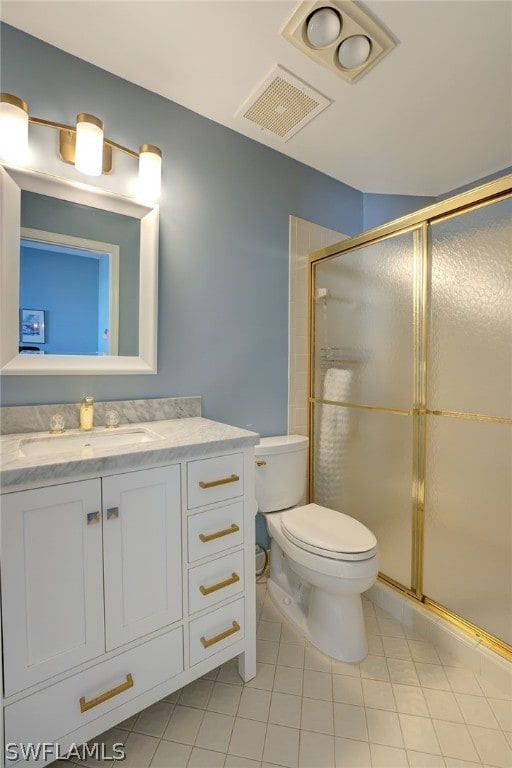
[368,634,385,656]
[277,643,305,669]
[382,636,412,660]
[333,674,364,706]
[201,666,220,681]
[217,659,245,686]
[257,639,279,664]
[455,693,500,729]
[179,678,213,708]
[334,736,371,768]
[467,724,512,768]
[399,713,441,754]
[298,730,335,768]
[187,746,225,767]
[488,698,512,731]
[392,683,429,716]
[162,687,182,704]
[118,713,138,730]
[269,692,302,728]
[333,702,368,741]
[149,739,191,768]
[409,640,441,664]
[262,723,299,768]
[133,701,174,737]
[228,717,267,761]
[224,755,262,768]
[432,720,480,762]
[359,655,390,682]
[163,705,204,744]
[77,727,129,768]
[273,665,303,696]
[119,732,159,768]
[300,697,334,735]
[238,687,272,722]
[366,708,404,748]
[370,742,409,767]
[444,668,483,696]
[362,678,396,711]
[304,644,332,672]
[387,658,421,686]
[246,662,276,691]
[365,616,380,636]
[195,710,235,753]
[258,620,282,642]
[261,598,284,623]
[424,689,464,723]
[407,750,446,767]
[207,681,243,716]
[477,675,512,701]
[331,659,361,678]
[415,663,451,691]
[281,623,307,645]
[443,758,482,767]
[377,617,406,638]
[302,669,332,700]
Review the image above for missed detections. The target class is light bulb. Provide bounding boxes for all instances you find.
[138,144,162,201]
[338,35,372,69]
[75,113,104,176]
[0,93,29,163]
[306,7,341,49]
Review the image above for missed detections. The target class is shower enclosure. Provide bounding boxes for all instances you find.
[308,175,512,655]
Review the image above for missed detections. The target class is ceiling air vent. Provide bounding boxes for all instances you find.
[235,65,331,142]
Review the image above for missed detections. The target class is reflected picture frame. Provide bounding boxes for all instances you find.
[20,308,45,344]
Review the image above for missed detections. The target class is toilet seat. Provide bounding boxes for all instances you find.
[280,503,377,562]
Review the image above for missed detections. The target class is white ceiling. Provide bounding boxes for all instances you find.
[2,0,512,196]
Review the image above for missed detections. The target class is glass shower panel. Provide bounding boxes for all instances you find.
[313,230,417,410]
[423,417,512,645]
[429,197,512,418]
[312,402,413,588]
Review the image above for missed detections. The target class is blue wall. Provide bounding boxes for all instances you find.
[0,23,364,437]
[20,245,99,354]
[363,193,435,231]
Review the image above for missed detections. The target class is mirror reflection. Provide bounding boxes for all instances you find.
[19,191,140,356]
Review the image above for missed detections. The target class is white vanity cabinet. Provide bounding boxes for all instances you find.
[0,426,257,768]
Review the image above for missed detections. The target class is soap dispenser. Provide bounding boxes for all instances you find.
[80,396,95,431]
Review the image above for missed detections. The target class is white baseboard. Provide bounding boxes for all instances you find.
[365,580,512,699]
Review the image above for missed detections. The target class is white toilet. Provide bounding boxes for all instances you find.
[255,435,378,662]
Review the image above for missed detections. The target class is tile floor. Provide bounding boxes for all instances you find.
[55,581,511,768]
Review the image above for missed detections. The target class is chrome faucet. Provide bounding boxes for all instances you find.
[79,396,95,431]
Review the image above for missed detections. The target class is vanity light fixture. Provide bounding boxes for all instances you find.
[0,93,162,201]
[282,0,396,84]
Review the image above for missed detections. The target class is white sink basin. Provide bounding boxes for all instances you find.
[18,426,162,459]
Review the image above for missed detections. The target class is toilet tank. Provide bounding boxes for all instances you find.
[254,435,309,513]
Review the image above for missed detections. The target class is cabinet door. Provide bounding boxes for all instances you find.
[102,465,182,650]
[1,480,105,696]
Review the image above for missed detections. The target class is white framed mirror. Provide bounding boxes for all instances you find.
[0,165,158,375]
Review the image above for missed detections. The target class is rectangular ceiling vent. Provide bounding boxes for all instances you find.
[235,65,331,142]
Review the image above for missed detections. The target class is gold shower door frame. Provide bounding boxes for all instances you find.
[307,174,512,658]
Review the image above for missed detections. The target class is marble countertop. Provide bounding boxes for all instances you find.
[0,417,260,493]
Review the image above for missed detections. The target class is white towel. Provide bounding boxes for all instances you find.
[315,368,352,510]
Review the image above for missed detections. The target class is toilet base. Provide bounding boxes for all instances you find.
[267,574,368,663]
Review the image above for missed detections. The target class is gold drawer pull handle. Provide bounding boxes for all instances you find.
[256,460,267,467]
[200,572,240,596]
[199,474,239,489]
[200,620,241,649]
[199,523,240,543]
[79,673,134,714]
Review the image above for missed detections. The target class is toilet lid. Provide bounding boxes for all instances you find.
[280,503,377,561]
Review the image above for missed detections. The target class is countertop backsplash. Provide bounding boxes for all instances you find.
[0,396,201,435]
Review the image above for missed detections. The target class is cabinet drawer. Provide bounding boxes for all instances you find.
[188,550,244,615]
[187,501,244,562]
[189,598,245,666]
[5,628,183,753]
[187,453,244,509]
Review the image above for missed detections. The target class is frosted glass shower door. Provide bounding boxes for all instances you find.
[312,230,418,589]
[424,198,512,645]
